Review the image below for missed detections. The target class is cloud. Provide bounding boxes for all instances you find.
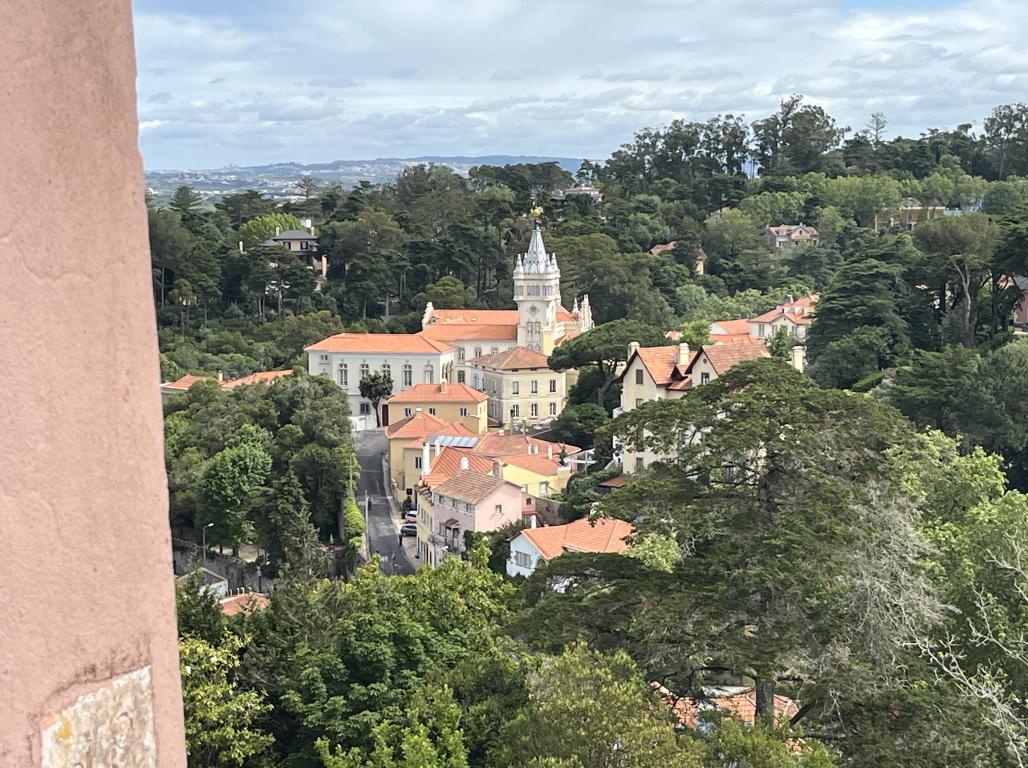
[131,0,1028,168]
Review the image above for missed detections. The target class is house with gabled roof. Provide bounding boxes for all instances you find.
[469,346,567,429]
[748,294,817,341]
[767,224,819,249]
[386,410,474,495]
[384,380,488,433]
[506,517,634,578]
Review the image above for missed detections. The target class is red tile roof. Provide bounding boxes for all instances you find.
[470,346,551,370]
[219,592,270,616]
[750,294,818,327]
[635,346,685,387]
[222,370,293,388]
[710,319,751,336]
[421,447,495,487]
[698,341,770,374]
[473,433,580,458]
[387,382,487,404]
[420,323,518,341]
[598,475,628,488]
[426,309,519,325]
[433,470,516,504]
[521,517,634,560]
[385,411,473,440]
[306,332,453,354]
[162,374,209,391]
[498,452,564,477]
[652,683,799,728]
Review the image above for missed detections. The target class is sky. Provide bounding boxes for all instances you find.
[133,0,1028,170]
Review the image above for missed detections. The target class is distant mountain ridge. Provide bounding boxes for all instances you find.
[145,155,585,202]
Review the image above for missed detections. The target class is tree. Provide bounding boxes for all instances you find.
[180,634,273,767]
[494,643,705,768]
[255,471,323,578]
[295,174,320,219]
[197,429,273,551]
[549,403,609,449]
[751,95,846,175]
[548,320,666,406]
[982,181,1025,218]
[239,212,303,250]
[525,361,939,725]
[170,185,205,233]
[359,371,393,427]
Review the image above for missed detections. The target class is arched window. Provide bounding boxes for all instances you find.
[403,363,412,387]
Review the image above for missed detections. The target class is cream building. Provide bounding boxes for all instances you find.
[384,381,488,433]
[617,340,769,472]
[468,347,566,429]
[748,294,817,341]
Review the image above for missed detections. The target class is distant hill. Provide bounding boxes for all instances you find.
[145,155,585,203]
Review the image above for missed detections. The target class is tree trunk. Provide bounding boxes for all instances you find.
[754,678,776,721]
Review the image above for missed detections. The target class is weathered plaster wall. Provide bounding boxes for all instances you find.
[0,1,186,765]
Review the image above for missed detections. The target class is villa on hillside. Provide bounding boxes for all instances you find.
[306,213,592,428]
[767,224,819,249]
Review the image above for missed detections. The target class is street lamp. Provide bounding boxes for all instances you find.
[201,522,214,566]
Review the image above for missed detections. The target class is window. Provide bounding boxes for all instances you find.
[490,347,498,355]
[457,348,465,363]
[544,285,553,296]
[549,402,557,416]
[424,364,434,384]
[466,503,474,512]
[414,456,422,469]
[635,457,645,471]
[635,398,643,407]
[512,382,520,395]
[494,504,503,516]
[700,373,710,385]
[549,379,557,393]
[360,403,371,415]
[403,363,412,387]
[338,364,348,386]
[539,482,549,497]
[459,407,468,416]
[472,374,479,389]
[511,404,520,418]
[514,551,532,568]
[530,402,538,417]
[283,241,291,250]
[758,325,765,339]
[319,354,329,363]
[530,380,538,394]
[404,407,412,417]
[635,369,644,385]
[429,407,436,415]
[474,346,482,358]
[457,370,465,383]
[301,240,310,250]
[528,285,540,296]
[381,362,391,379]
[360,362,370,380]
[520,485,528,494]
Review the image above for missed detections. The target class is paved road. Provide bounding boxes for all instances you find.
[354,429,415,576]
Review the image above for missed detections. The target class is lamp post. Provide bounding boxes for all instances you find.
[201,522,214,567]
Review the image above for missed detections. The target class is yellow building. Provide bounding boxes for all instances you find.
[385,410,474,500]
[384,381,488,434]
[618,340,769,472]
[469,347,566,429]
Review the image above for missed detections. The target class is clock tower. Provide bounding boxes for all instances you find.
[514,212,562,355]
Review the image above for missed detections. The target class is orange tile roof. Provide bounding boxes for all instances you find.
[498,452,564,477]
[420,323,518,341]
[387,381,487,404]
[554,328,581,345]
[219,592,270,616]
[598,475,628,488]
[473,433,580,457]
[470,346,551,370]
[750,294,818,326]
[306,332,452,354]
[162,374,209,390]
[653,683,799,728]
[557,308,578,323]
[710,319,751,336]
[222,370,293,388]
[521,517,634,560]
[698,341,769,374]
[649,240,678,255]
[635,346,683,387]
[427,309,519,325]
[433,470,516,504]
[421,447,495,487]
[385,411,473,440]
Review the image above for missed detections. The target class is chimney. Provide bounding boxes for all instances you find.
[238,240,244,253]
[493,459,503,479]
[677,342,691,366]
[415,407,422,414]
[459,456,469,471]
[217,371,223,383]
[627,341,640,358]
[547,444,553,460]
[435,439,442,458]
[785,294,794,305]
[421,442,431,477]
[789,344,807,373]
[530,514,537,529]
[275,226,281,236]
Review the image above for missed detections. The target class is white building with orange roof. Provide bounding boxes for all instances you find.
[384,380,488,434]
[507,517,634,578]
[468,346,567,429]
[748,294,817,341]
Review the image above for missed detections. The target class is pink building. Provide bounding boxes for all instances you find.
[422,470,523,562]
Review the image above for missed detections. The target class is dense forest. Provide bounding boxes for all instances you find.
[160,97,1028,767]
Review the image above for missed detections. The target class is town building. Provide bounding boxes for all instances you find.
[469,346,566,429]
[306,333,456,421]
[418,470,523,566]
[767,224,819,249]
[386,410,475,496]
[261,220,327,277]
[160,369,293,402]
[748,294,817,341]
[617,340,770,472]
[308,213,592,426]
[506,517,634,578]
[384,381,488,433]
[874,197,946,231]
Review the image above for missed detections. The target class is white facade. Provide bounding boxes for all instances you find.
[308,348,455,421]
[507,532,545,578]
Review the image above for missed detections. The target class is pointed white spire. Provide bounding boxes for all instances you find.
[524,219,547,272]
[572,296,579,313]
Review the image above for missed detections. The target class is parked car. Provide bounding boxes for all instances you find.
[405,511,417,524]
[400,523,418,537]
